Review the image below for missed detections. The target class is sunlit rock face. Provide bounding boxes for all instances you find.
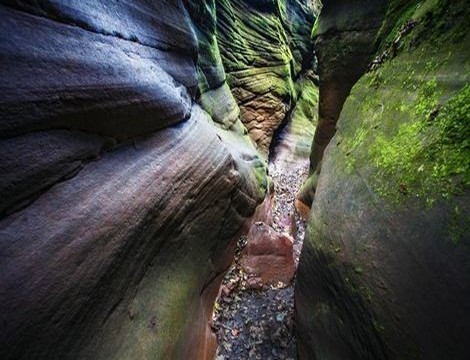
[296,1,470,359]
[0,1,268,359]
[215,0,317,155]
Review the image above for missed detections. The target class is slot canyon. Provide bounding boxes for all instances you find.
[0,0,468,359]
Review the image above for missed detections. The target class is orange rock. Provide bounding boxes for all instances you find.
[240,222,295,287]
[294,198,311,220]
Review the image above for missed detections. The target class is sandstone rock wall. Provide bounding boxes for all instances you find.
[216,0,318,155]
[0,1,270,359]
[296,1,470,358]
[0,0,320,358]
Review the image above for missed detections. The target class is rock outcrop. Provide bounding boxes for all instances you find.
[296,1,470,359]
[0,0,320,359]
[240,222,295,287]
[216,0,318,155]
[0,2,269,359]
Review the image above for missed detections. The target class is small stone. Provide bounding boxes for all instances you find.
[276,312,286,322]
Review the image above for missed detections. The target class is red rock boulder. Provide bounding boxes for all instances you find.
[240,222,295,287]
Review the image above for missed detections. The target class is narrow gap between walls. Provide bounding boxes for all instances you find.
[211,117,312,360]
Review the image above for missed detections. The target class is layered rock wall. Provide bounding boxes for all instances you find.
[0,2,269,359]
[216,0,318,155]
[0,1,318,359]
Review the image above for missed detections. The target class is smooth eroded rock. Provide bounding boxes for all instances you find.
[296,1,470,359]
[0,106,267,360]
[240,221,295,287]
[0,130,105,216]
[0,4,195,139]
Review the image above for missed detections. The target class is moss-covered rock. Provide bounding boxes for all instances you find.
[342,1,470,206]
[298,0,389,207]
[216,0,318,155]
[270,74,319,163]
[296,1,470,358]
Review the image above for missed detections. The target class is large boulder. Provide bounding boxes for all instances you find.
[240,222,295,287]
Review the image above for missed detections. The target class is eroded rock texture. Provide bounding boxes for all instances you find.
[298,0,388,206]
[296,1,470,359]
[0,2,270,359]
[216,0,318,155]
[240,221,295,287]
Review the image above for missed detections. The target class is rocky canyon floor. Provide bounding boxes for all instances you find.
[213,148,309,360]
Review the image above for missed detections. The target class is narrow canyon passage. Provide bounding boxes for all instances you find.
[213,130,312,359]
[0,1,469,359]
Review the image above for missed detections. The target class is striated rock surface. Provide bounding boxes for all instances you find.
[0,2,270,359]
[216,0,318,155]
[284,0,320,75]
[0,0,321,358]
[1,107,266,360]
[0,130,105,216]
[296,1,470,359]
[270,74,318,164]
[0,2,196,139]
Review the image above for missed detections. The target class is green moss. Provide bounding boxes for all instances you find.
[311,17,319,39]
[345,127,369,172]
[354,266,364,275]
[404,0,468,49]
[369,84,469,204]
[360,285,374,302]
[378,1,418,52]
[339,0,470,207]
[447,204,470,247]
[412,0,440,21]
[372,318,385,333]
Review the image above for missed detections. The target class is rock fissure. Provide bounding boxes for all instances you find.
[211,94,315,359]
[1,0,469,359]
